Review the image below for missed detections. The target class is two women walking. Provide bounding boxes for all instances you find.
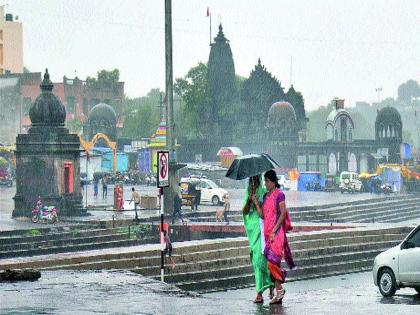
[243,170,295,305]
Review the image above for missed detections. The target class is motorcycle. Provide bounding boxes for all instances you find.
[380,183,394,194]
[31,197,58,224]
[0,176,13,187]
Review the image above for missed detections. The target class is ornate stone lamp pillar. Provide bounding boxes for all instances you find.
[13,70,84,217]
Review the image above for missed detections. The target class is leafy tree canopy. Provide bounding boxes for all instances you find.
[398,80,420,103]
[86,69,120,89]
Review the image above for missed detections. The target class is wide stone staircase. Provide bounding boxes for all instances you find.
[1,226,412,293]
[184,195,420,224]
[0,224,156,259]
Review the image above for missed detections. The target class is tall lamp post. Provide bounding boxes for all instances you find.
[164,0,178,214]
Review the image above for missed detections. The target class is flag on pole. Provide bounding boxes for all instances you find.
[206,7,210,17]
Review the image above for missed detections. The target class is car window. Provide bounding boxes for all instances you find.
[408,228,420,247]
[200,181,210,189]
[342,174,350,180]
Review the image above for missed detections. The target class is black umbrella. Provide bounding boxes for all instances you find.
[225,153,279,180]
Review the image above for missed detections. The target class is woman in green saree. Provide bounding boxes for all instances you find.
[242,175,273,303]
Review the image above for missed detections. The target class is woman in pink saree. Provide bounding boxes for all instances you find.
[252,169,295,304]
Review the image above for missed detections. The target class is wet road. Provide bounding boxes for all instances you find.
[0,271,418,314]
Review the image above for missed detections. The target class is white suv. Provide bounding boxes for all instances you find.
[180,178,228,206]
[373,224,420,297]
[339,172,362,193]
[277,174,291,190]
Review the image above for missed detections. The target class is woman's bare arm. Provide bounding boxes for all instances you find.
[252,195,264,219]
[272,201,287,234]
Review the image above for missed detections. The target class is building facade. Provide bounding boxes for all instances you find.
[0,72,124,142]
[0,7,23,75]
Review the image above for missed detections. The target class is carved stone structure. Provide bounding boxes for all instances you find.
[13,70,84,217]
[87,103,117,146]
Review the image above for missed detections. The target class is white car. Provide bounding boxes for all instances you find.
[277,174,291,190]
[373,224,420,297]
[339,171,362,193]
[181,178,228,206]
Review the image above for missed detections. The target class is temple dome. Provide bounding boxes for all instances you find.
[88,103,117,123]
[375,106,401,126]
[29,69,66,126]
[267,101,296,127]
[375,106,402,140]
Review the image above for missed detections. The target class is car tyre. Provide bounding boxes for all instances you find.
[211,196,220,206]
[378,268,397,297]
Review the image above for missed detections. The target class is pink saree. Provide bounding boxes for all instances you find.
[262,189,295,281]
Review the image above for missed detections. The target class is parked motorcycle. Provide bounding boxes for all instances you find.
[31,197,58,224]
[0,176,13,187]
[380,183,394,194]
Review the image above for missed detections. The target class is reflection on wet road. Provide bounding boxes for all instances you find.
[0,271,419,314]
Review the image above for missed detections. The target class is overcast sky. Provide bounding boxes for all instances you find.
[7,0,420,110]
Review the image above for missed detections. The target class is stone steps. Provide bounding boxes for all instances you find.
[185,196,420,224]
[291,197,420,223]
[325,202,420,222]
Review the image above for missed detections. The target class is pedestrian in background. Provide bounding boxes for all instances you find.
[93,178,99,198]
[101,175,108,199]
[223,192,230,224]
[172,184,184,224]
[129,187,141,222]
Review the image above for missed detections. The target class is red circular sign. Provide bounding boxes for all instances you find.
[159,153,168,179]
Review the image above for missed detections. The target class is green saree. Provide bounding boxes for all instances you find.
[242,176,273,293]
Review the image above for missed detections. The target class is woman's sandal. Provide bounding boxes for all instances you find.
[269,289,285,305]
[253,296,264,304]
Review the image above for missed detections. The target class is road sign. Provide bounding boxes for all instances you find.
[157,150,169,187]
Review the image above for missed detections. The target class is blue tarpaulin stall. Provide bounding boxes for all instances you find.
[298,171,325,191]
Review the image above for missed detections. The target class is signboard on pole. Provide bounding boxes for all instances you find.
[157,150,169,188]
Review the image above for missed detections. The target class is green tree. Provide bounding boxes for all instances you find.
[174,62,208,139]
[67,118,82,134]
[122,89,161,140]
[398,80,420,103]
[86,69,120,89]
[240,58,285,139]
[205,24,238,140]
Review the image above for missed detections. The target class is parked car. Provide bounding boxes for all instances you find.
[180,177,228,206]
[339,172,362,193]
[277,174,291,190]
[373,224,420,297]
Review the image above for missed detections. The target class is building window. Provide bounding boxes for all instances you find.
[308,154,317,171]
[66,97,76,114]
[349,128,353,141]
[334,129,338,141]
[83,98,88,115]
[0,30,3,40]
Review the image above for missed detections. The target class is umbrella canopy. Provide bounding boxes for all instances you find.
[225,153,279,180]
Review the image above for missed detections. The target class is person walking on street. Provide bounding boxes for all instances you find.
[252,170,295,305]
[129,187,141,222]
[194,183,201,210]
[101,175,108,199]
[172,184,184,224]
[223,192,230,224]
[163,229,176,269]
[242,175,273,304]
[93,178,99,198]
